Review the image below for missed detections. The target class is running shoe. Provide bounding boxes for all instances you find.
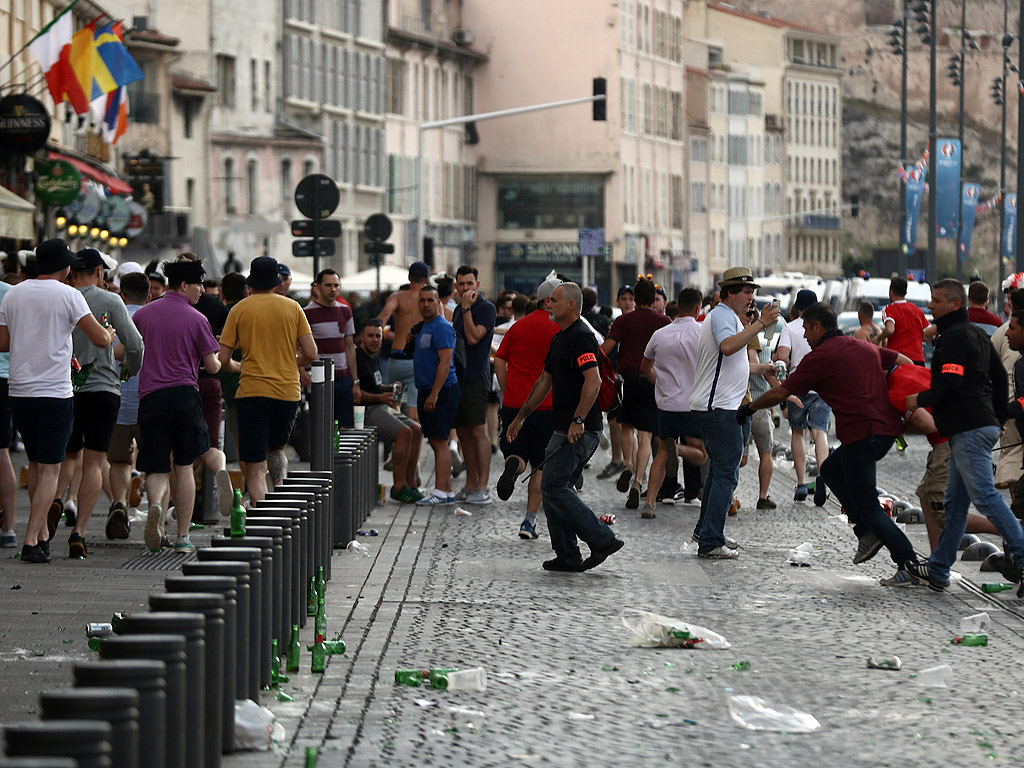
[217,468,234,517]
[879,566,921,587]
[794,484,808,502]
[0,530,16,548]
[390,486,421,504]
[813,478,827,506]
[415,493,455,506]
[756,496,777,510]
[640,503,656,519]
[20,543,49,564]
[63,499,77,527]
[625,482,641,509]
[596,461,625,480]
[518,519,539,539]
[145,503,164,553]
[496,457,523,501]
[68,532,88,559]
[174,539,196,554]
[129,473,144,508]
[105,501,130,540]
[466,489,492,505]
[852,533,883,564]
[691,533,738,550]
[453,487,470,502]
[904,560,949,592]
[698,546,739,559]
[46,499,64,541]
[616,467,634,492]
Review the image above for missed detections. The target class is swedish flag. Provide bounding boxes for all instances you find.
[70,21,143,103]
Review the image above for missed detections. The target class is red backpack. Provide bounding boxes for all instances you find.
[596,347,617,411]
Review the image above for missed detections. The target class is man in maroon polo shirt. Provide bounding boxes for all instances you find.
[740,302,924,573]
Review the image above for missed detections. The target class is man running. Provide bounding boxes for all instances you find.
[878,276,928,364]
[507,283,623,572]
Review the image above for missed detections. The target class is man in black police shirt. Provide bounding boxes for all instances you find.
[507,282,624,572]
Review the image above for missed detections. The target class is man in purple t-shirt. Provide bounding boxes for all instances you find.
[133,257,223,553]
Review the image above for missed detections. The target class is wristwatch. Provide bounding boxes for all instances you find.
[572,416,585,425]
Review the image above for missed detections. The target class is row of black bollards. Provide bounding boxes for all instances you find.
[1,357,384,768]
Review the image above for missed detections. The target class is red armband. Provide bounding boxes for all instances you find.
[941,363,965,376]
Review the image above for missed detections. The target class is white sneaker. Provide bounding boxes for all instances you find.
[144,503,164,553]
[691,533,738,550]
[879,568,921,587]
[466,489,492,505]
[217,468,234,518]
[697,546,739,559]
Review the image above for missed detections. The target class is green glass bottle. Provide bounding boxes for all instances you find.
[271,639,281,686]
[323,639,346,655]
[286,624,301,673]
[230,488,246,537]
[305,746,318,767]
[310,640,326,673]
[315,597,327,643]
[316,565,326,601]
[951,634,988,646]
[394,669,424,686]
[981,583,1014,594]
[428,667,459,690]
[306,576,317,616]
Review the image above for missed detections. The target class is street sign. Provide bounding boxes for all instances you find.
[291,219,341,238]
[364,213,393,241]
[363,241,395,254]
[294,174,339,219]
[578,227,606,257]
[292,239,336,258]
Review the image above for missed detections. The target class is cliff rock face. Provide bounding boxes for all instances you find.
[717,0,1019,266]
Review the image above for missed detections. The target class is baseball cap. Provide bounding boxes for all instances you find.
[111,261,144,289]
[536,270,562,301]
[277,263,292,277]
[34,238,76,273]
[72,248,105,271]
[617,284,634,299]
[793,289,818,312]
[409,261,430,279]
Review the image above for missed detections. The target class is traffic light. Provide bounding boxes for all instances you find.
[592,77,607,121]
[851,194,860,219]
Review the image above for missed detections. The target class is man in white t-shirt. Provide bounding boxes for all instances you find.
[689,267,779,558]
[776,289,833,504]
[0,239,115,564]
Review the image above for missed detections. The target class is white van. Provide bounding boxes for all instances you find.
[844,277,930,312]
[754,272,828,312]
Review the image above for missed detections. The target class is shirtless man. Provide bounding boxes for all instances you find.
[378,261,431,420]
[853,301,883,344]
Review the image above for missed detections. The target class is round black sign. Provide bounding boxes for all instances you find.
[294,174,339,220]
[364,213,393,242]
[0,94,51,154]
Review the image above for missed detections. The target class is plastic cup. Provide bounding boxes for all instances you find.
[918,664,952,687]
[444,667,487,692]
[353,405,365,430]
[959,612,991,634]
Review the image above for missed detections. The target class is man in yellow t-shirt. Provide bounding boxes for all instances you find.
[219,256,317,501]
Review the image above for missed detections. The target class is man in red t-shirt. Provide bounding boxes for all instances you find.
[600,278,670,509]
[494,279,560,539]
[878,276,928,364]
[302,269,359,427]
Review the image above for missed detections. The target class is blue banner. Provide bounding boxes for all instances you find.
[935,138,961,239]
[958,183,980,262]
[1004,194,1018,262]
[902,168,925,254]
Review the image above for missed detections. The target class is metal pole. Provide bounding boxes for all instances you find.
[899,0,910,277]
[927,0,938,282]
[417,127,425,262]
[309,360,326,471]
[1018,0,1024,272]
[956,0,967,282]
[312,181,321,277]
[1000,0,1010,287]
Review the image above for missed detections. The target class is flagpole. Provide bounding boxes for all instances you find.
[0,0,82,76]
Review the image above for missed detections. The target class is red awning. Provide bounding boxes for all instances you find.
[47,151,133,196]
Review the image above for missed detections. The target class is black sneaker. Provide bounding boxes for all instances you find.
[616,467,634,493]
[68,532,88,559]
[105,502,130,540]
[813,479,827,506]
[46,499,63,541]
[794,484,808,502]
[39,539,49,558]
[573,473,584,491]
[496,457,523,501]
[756,496,777,510]
[582,537,625,570]
[542,557,585,573]
[20,543,49,563]
[992,553,1024,584]
[852,533,884,564]
[905,559,949,592]
[625,483,641,509]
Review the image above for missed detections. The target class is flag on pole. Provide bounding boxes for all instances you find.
[91,86,128,145]
[87,21,133,146]
[94,22,143,89]
[27,0,89,114]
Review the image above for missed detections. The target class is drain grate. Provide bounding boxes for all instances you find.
[120,548,197,571]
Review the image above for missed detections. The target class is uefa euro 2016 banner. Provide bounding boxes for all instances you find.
[1004,194,1018,262]
[935,138,961,240]
[902,167,925,255]
[958,183,980,263]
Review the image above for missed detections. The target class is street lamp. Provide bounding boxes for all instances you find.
[948,2,981,281]
[914,0,938,283]
[996,7,1017,285]
[889,4,910,276]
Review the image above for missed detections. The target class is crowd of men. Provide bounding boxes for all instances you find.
[5,237,1024,591]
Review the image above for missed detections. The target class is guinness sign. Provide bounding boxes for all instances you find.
[0,94,51,154]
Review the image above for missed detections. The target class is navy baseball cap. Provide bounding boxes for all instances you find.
[617,284,634,299]
[409,261,430,279]
[277,263,292,277]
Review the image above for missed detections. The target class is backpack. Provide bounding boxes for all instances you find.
[596,347,617,411]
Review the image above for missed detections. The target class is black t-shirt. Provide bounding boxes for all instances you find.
[195,292,228,379]
[452,296,496,385]
[584,309,611,339]
[355,346,384,395]
[544,319,603,432]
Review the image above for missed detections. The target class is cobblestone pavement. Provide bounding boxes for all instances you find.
[2,427,1024,766]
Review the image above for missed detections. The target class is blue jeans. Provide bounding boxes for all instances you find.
[539,431,614,566]
[694,409,743,553]
[820,435,915,565]
[929,425,1024,581]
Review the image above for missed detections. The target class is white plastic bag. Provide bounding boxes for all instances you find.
[234,699,285,751]
[728,695,820,732]
[620,608,731,649]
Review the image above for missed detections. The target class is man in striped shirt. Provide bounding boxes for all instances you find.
[303,269,360,428]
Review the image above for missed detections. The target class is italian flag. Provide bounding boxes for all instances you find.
[28,0,89,115]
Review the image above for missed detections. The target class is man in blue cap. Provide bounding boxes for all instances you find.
[274,262,293,297]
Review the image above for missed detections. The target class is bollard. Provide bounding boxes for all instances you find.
[244,511,296,636]
[264,490,316,577]
[116,615,205,768]
[5,721,112,768]
[286,471,334,574]
[323,358,335,467]
[196,548,262,700]
[39,689,139,768]
[0,759,78,768]
[332,448,356,545]
[207,542,269,693]
[224,525,285,652]
[309,359,328,471]
[251,501,306,624]
[150,593,225,768]
[74,661,165,768]
[283,474,333,580]
[99,636,185,768]
[179,565,249,708]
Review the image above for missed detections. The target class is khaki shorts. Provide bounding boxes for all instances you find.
[364,403,418,445]
[108,422,140,464]
[916,440,950,527]
[995,419,1023,488]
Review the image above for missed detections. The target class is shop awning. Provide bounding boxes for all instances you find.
[0,185,36,240]
[47,151,133,196]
